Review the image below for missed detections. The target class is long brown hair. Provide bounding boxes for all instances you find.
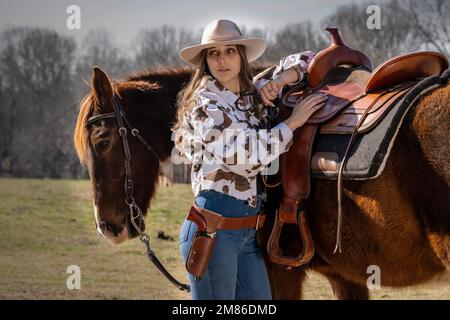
[172,44,255,156]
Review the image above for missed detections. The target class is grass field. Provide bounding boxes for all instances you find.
[0,178,448,300]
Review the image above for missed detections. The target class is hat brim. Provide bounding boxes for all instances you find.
[180,38,267,67]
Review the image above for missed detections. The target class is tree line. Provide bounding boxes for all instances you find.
[0,0,448,178]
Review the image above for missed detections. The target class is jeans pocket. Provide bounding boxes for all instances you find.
[179,218,200,244]
[179,219,193,244]
[179,194,207,245]
[195,192,208,208]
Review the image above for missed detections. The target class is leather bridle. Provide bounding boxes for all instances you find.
[87,96,190,292]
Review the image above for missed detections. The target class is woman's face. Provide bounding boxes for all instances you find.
[206,45,241,90]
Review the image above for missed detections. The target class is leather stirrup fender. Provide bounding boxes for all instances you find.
[266,123,317,267]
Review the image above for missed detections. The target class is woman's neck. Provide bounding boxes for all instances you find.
[220,78,240,94]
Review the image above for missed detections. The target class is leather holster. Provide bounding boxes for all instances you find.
[184,203,266,280]
[185,205,217,280]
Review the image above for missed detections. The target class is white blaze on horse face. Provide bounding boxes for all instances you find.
[93,201,102,236]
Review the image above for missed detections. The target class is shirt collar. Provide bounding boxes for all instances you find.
[204,76,241,106]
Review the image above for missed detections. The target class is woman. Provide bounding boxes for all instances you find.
[172,19,327,300]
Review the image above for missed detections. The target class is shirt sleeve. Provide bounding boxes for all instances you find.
[254,50,316,91]
[188,94,294,178]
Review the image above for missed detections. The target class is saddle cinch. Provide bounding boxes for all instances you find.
[265,26,449,267]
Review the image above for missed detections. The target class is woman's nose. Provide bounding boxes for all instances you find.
[217,53,226,63]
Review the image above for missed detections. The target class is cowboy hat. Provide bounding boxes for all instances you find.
[180,19,267,67]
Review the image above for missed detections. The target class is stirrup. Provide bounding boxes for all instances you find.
[267,196,315,267]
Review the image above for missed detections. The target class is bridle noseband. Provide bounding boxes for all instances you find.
[87,95,190,292]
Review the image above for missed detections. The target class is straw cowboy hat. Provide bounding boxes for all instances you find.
[180,19,267,67]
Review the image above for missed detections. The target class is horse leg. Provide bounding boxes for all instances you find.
[323,272,369,300]
[266,262,307,300]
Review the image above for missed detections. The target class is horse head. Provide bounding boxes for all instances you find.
[74,66,181,244]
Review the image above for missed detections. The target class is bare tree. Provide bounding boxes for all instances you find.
[0,27,78,178]
[398,0,450,56]
[76,29,133,82]
[133,25,195,68]
[269,22,328,61]
[0,73,12,176]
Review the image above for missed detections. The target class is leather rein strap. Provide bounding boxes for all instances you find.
[87,96,190,292]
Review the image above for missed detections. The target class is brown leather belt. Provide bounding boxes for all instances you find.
[187,203,266,234]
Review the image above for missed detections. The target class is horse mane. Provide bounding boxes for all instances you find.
[127,66,193,83]
[74,93,96,165]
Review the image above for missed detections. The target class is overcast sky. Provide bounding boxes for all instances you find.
[0,0,376,45]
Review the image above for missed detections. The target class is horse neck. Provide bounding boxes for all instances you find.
[128,70,192,161]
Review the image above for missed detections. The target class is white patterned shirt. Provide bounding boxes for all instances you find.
[178,51,315,207]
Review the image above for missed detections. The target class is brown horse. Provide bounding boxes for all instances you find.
[74,66,449,299]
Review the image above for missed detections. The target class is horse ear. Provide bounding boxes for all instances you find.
[92,66,114,111]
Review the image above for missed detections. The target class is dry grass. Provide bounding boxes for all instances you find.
[0,178,448,300]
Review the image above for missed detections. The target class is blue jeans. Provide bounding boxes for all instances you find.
[179,189,272,300]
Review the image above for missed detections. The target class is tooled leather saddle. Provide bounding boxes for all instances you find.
[263,26,449,267]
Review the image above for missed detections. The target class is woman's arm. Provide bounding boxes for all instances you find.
[187,95,294,178]
[255,51,316,106]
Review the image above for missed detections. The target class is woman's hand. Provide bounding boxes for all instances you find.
[259,68,300,107]
[259,78,284,107]
[283,93,328,132]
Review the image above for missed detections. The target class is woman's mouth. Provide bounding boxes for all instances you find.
[218,68,230,72]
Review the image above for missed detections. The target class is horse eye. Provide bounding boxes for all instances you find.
[95,140,109,153]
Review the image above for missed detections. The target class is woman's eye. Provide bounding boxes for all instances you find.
[227,48,235,53]
[208,50,218,56]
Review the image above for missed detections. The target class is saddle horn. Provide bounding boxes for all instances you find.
[325,26,344,46]
[307,26,373,88]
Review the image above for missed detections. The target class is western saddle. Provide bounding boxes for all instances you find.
[266,26,449,267]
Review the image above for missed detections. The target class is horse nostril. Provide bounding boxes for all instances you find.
[98,221,107,234]
[98,220,123,237]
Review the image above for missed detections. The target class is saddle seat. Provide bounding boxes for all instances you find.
[267,26,449,268]
[365,51,449,92]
